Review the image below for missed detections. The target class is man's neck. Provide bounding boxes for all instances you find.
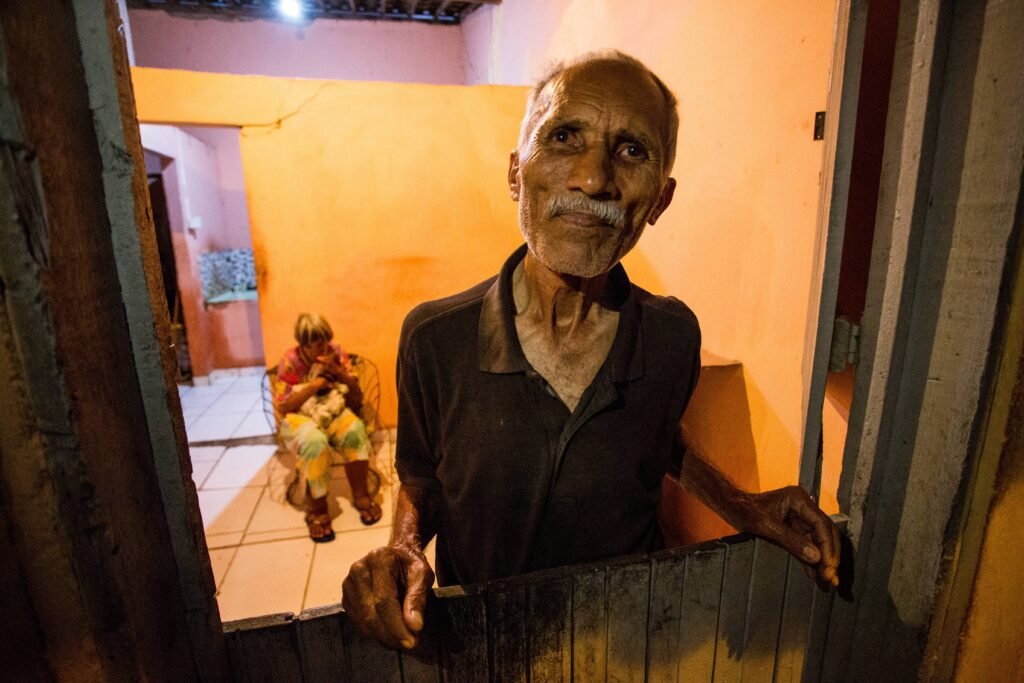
[512,250,614,338]
[512,250,621,411]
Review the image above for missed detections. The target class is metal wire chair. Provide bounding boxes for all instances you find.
[261,353,384,507]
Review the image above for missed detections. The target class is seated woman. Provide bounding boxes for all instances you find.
[273,313,382,541]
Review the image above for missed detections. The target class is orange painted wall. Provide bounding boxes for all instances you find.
[133,68,526,422]
[464,0,838,493]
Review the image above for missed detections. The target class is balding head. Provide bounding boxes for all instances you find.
[518,51,679,176]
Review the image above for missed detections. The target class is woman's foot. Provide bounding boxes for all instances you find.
[304,511,335,542]
[305,493,335,542]
[344,459,382,526]
[353,495,382,526]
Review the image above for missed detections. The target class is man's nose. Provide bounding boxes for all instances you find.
[567,147,619,199]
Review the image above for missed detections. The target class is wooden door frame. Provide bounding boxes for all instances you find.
[0,1,228,677]
[799,0,867,497]
[809,0,1024,679]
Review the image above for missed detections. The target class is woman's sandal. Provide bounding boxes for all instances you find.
[304,511,336,543]
[353,495,382,526]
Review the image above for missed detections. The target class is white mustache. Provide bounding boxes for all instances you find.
[547,195,625,229]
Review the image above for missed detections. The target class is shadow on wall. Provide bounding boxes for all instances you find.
[660,358,759,547]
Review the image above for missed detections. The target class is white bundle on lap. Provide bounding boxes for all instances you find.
[299,384,347,430]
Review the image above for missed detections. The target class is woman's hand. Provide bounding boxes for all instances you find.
[315,355,352,382]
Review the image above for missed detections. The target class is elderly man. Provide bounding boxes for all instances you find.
[343,51,840,650]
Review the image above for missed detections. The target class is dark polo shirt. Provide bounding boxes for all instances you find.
[395,245,701,587]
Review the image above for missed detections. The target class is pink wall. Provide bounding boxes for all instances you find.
[180,126,252,249]
[128,9,465,84]
[140,124,265,376]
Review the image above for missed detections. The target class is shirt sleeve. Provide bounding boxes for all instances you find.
[669,320,702,476]
[394,326,442,493]
[273,349,304,407]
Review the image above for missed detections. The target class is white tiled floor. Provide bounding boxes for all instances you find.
[179,372,274,443]
[177,369,413,623]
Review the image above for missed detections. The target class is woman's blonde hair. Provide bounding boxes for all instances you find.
[294,313,333,346]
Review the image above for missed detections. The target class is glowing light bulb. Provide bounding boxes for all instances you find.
[278,0,305,22]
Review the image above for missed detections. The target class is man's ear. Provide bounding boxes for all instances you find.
[647,177,677,225]
[507,151,521,201]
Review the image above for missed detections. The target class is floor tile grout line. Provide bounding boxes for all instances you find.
[211,538,243,594]
[197,443,242,594]
[195,445,227,491]
[215,484,271,606]
[300,541,319,612]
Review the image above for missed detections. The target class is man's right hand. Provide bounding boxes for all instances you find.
[342,545,435,650]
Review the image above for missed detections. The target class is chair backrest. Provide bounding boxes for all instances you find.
[260,365,280,432]
[348,353,382,434]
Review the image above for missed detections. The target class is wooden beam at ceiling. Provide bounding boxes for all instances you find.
[436,0,452,17]
[378,0,386,14]
[405,0,417,16]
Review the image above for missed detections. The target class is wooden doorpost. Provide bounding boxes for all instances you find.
[0,1,228,678]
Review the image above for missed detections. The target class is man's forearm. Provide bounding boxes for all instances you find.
[677,440,758,533]
[389,484,440,553]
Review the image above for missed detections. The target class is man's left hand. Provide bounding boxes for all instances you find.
[743,486,840,587]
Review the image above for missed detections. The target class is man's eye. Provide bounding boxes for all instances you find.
[552,128,572,143]
[619,142,648,160]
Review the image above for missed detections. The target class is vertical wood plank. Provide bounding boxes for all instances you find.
[713,541,755,682]
[489,581,528,683]
[528,576,573,683]
[297,605,349,682]
[571,566,607,682]
[646,551,688,683]
[343,615,402,683]
[774,556,815,683]
[438,589,489,682]
[224,627,249,681]
[676,547,727,681]
[224,614,304,683]
[800,584,835,683]
[606,561,651,683]
[399,647,441,683]
[739,540,790,682]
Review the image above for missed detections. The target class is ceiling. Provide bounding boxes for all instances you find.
[126,0,500,26]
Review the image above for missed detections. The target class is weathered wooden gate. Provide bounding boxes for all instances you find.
[223,533,838,682]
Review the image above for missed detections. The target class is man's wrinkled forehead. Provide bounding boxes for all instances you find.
[523,61,672,148]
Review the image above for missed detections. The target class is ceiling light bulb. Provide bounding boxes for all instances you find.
[278,0,305,21]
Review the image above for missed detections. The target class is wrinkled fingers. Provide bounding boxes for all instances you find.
[342,552,413,649]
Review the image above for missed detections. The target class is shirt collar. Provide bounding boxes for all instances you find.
[477,244,644,383]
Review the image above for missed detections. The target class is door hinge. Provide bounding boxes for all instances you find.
[829,316,859,372]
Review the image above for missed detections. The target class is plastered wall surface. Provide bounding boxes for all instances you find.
[462,0,837,491]
[140,124,265,375]
[133,68,526,422]
[129,9,465,85]
[180,126,253,253]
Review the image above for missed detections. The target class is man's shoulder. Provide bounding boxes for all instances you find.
[632,285,700,335]
[399,276,496,350]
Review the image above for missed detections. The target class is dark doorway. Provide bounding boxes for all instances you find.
[147,170,192,380]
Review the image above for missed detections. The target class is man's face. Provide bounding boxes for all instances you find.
[508,61,677,278]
